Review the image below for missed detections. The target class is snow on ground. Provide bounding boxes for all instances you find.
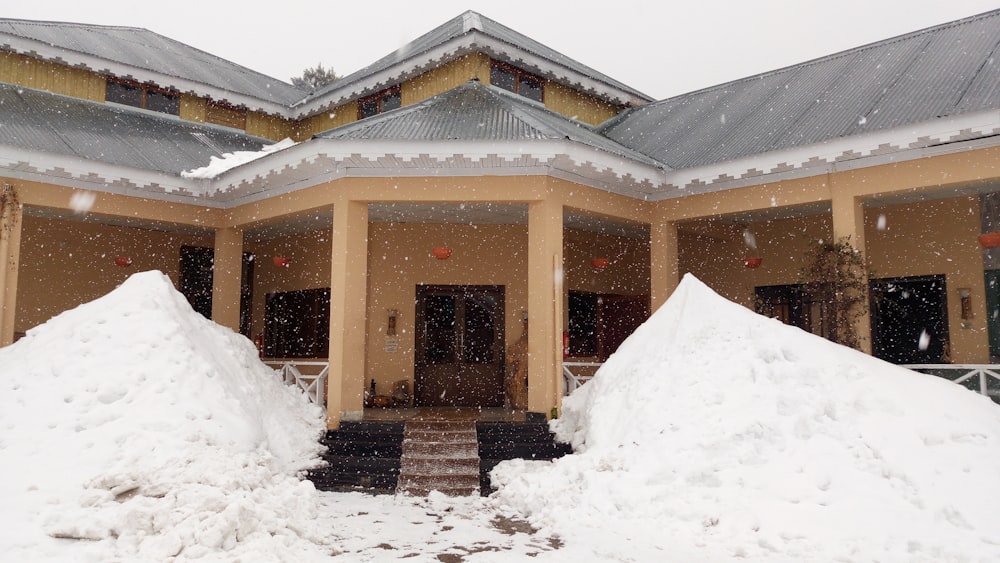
[492,273,1000,561]
[3,270,1000,561]
[0,271,328,561]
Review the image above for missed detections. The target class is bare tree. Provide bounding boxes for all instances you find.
[290,63,338,92]
[799,236,869,350]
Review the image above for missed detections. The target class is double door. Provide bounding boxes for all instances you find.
[415,285,505,407]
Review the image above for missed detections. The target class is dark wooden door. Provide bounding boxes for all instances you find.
[415,285,505,407]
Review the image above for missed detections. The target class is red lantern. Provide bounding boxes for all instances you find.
[978,233,1000,248]
[114,256,132,267]
[432,247,452,260]
[591,258,609,272]
[743,257,762,269]
[272,256,291,268]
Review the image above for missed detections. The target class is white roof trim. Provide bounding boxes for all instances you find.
[1,35,294,116]
[646,109,1000,200]
[293,32,648,118]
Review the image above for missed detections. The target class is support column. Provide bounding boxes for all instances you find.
[527,196,563,416]
[211,227,243,333]
[327,200,369,429]
[831,191,872,353]
[0,183,22,347]
[650,216,680,311]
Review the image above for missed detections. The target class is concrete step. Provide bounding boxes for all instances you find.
[397,419,480,497]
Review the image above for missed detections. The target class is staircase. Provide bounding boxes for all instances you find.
[477,415,573,494]
[306,421,404,493]
[307,412,573,496]
[396,419,481,496]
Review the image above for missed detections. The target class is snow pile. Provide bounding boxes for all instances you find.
[0,271,328,561]
[181,137,297,179]
[492,274,1000,561]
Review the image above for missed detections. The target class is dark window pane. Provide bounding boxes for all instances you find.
[146,90,180,115]
[568,292,598,356]
[463,295,495,364]
[425,295,456,363]
[106,81,142,107]
[490,65,516,93]
[359,98,379,118]
[381,90,401,112]
[519,75,543,102]
[264,288,330,358]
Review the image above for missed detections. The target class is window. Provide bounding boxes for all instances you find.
[358,86,401,119]
[105,79,180,115]
[490,62,543,102]
[264,288,331,358]
[568,291,648,360]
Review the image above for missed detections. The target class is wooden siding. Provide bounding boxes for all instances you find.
[298,100,359,139]
[246,111,295,141]
[206,101,248,130]
[180,94,208,122]
[401,53,491,106]
[0,51,105,102]
[545,83,621,126]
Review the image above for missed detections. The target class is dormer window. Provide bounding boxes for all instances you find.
[490,62,543,102]
[105,78,180,115]
[358,86,401,119]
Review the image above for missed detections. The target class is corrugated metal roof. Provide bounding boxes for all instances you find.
[599,9,1000,170]
[0,19,306,106]
[315,81,663,168]
[306,10,651,107]
[0,83,268,175]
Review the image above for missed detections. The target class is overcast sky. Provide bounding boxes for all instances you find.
[6,0,997,100]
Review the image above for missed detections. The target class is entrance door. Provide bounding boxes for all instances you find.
[870,275,949,364]
[415,285,505,407]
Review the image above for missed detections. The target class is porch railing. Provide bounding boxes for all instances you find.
[265,360,328,406]
[903,364,1000,404]
[562,361,602,395]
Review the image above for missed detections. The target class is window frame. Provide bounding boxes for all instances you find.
[490,61,544,102]
[357,86,402,119]
[105,77,180,115]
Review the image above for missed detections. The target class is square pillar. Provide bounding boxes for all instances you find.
[211,227,243,333]
[0,184,22,347]
[527,196,563,415]
[831,193,872,353]
[650,217,679,311]
[327,200,369,429]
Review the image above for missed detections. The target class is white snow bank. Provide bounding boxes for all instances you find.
[492,274,1000,561]
[0,271,328,561]
[181,137,297,179]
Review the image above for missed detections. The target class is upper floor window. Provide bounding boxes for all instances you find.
[106,79,180,115]
[358,86,401,119]
[490,62,543,102]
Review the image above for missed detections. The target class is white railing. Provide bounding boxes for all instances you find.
[903,364,1000,402]
[265,360,328,405]
[562,361,602,395]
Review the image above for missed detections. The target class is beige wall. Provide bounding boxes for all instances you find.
[245,228,334,342]
[365,222,529,394]
[866,197,987,362]
[564,227,649,296]
[16,216,212,333]
[402,54,491,106]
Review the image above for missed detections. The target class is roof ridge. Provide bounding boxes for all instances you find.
[0,18,147,32]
